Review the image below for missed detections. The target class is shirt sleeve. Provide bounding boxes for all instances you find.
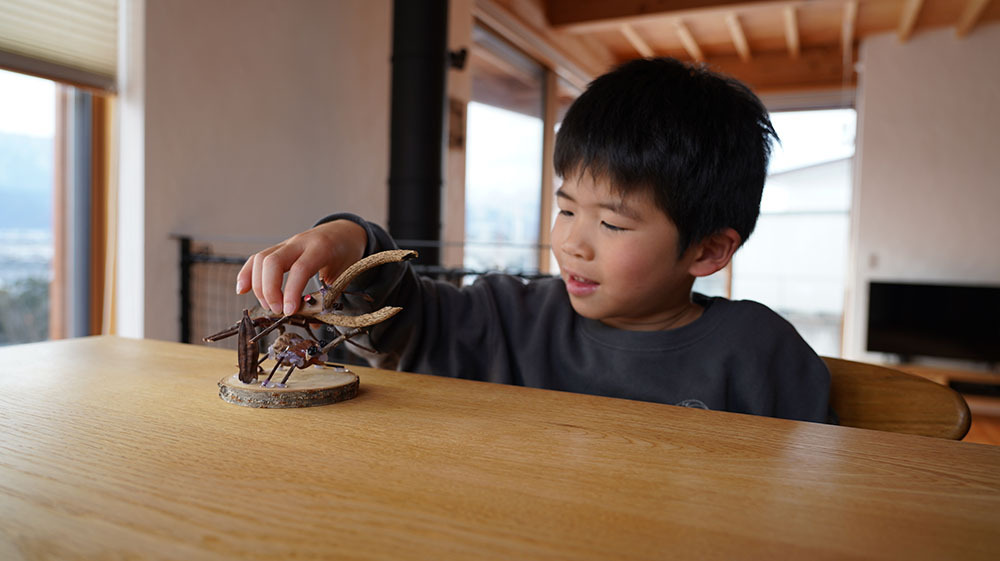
[312,213,505,377]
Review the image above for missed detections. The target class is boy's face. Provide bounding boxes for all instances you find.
[551,173,702,331]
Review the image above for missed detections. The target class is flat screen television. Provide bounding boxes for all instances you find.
[866,281,1000,363]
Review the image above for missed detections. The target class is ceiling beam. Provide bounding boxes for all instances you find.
[708,45,856,95]
[956,0,992,37]
[898,0,924,42]
[842,0,858,71]
[675,20,705,61]
[545,0,776,33]
[620,23,655,58]
[726,13,752,61]
[784,5,800,58]
[474,0,613,90]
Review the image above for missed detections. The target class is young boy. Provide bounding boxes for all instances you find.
[237,57,833,423]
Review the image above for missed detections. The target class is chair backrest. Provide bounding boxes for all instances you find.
[822,356,972,440]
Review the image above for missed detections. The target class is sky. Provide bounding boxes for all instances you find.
[768,108,857,174]
[0,69,55,138]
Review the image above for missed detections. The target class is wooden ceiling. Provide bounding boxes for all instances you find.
[530,0,1000,93]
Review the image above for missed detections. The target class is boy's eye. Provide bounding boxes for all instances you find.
[558,209,574,217]
[601,221,626,232]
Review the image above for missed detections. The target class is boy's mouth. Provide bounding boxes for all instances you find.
[564,272,599,297]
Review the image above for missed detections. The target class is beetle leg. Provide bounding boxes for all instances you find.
[249,314,292,344]
[204,322,240,342]
[318,327,364,354]
[261,360,283,387]
[204,315,274,343]
[279,365,297,386]
[345,337,378,355]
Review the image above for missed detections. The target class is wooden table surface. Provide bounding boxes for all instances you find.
[2,336,999,560]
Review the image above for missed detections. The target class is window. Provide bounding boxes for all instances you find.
[0,0,119,343]
[712,108,857,357]
[464,25,546,275]
[462,24,582,281]
[0,67,113,344]
[0,69,55,344]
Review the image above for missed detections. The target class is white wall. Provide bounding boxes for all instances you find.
[116,0,145,338]
[845,24,1000,364]
[118,0,391,340]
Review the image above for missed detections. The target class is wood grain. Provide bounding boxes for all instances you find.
[528,0,1000,93]
[824,356,972,439]
[218,367,359,408]
[1,337,999,560]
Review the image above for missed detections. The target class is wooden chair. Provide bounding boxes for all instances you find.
[822,356,972,440]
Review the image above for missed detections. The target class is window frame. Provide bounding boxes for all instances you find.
[457,18,585,276]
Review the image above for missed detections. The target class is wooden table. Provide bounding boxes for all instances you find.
[2,336,999,560]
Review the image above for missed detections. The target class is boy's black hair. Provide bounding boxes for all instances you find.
[554,57,778,253]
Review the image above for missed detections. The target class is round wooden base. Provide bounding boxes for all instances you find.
[218,364,359,408]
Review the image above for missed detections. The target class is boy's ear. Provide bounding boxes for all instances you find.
[687,228,742,278]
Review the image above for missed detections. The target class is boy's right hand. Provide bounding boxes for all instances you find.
[235,219,367,317]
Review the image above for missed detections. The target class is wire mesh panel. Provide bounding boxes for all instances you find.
[189,259,259,352]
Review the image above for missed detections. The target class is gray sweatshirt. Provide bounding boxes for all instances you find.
[322,213,833,423]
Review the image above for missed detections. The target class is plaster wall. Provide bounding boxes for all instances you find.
[846,24,1000,366]
[119,0,391,340]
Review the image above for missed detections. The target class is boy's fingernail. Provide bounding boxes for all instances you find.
[235,279,245,294]
[284,301,295,316]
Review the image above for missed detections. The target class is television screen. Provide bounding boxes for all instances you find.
[866,281,1000,363]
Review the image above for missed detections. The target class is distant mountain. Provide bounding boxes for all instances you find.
[0,132,53,229]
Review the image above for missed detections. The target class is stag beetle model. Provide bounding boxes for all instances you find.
[205,249,416,387]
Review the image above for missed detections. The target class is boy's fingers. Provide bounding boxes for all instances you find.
[282,259,319,316]
[316,265,337,286]
[251,250,270,310]
[243,221,364,315]
[261,249,295,315]
[236,256,253,294]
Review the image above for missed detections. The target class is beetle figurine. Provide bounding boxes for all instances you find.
[205,249,416,386]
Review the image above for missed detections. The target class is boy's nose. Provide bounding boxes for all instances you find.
[558,224,594,261]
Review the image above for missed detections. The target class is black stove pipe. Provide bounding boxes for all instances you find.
[388,0,449,266]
